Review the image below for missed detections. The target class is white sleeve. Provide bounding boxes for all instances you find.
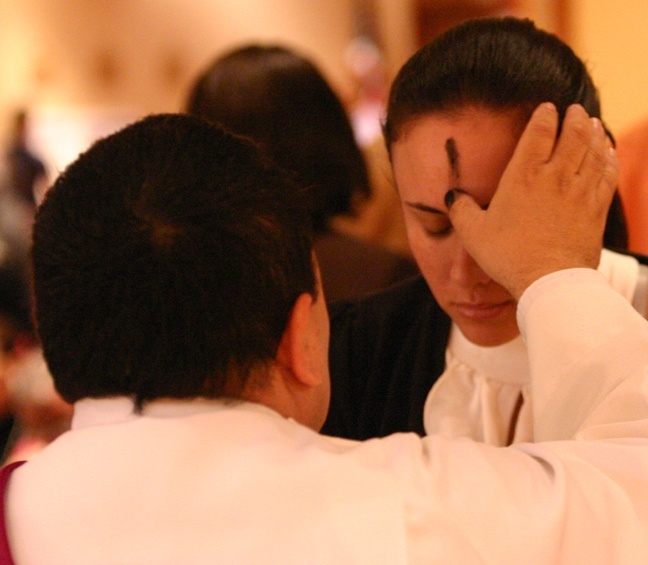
[395,269,648,563]
[517,268,648,441]
[597,247,648,317]
[597,248,639,304]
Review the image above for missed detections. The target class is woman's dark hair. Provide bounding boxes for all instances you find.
[384,16,627,250]
[186,44,370,233]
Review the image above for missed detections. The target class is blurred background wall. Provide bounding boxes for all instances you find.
[0,0,644,174]
[570,0,648,135]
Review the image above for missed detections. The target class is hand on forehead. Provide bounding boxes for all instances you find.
[446,103,617,300]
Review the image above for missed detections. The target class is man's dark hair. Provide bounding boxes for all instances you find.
[185,44,370,233]
[384,16,627,250]
[32,114,316,408]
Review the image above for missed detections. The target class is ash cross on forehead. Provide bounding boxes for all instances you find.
[445,137,461,192]
[444,137,488,212]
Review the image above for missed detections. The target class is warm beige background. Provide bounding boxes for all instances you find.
[570,0,648,136]
[0,0,645,166]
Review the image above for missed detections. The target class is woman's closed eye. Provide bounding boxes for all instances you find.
[423,217,452,237]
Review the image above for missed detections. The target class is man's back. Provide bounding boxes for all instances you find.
[8,280,648,565]
[7,398,408,564]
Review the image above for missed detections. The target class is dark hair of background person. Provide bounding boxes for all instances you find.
[0,264,33,347]
[185,44,371,234]
[4,108,47,208]
[0,249,38,461]
[383,16,628,251]
[32,114,316,409]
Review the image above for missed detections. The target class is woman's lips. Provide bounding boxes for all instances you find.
[452,300,514,320]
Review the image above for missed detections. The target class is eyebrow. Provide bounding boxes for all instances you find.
[404,201,446,215]
[404,198,489,213]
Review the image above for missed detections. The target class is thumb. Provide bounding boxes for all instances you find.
[445,189,485,253]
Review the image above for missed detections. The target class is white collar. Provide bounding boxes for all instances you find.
[71,396,280,430]
[447,324,529,385]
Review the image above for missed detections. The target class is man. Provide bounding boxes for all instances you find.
[3,106,647,563]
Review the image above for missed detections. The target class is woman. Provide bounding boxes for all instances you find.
[185,45,418,303]
[322,16,648,443]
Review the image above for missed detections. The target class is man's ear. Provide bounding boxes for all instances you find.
[276,292,323,387]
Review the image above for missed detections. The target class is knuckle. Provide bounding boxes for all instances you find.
[568,120,590,144]
[589,146,607,170]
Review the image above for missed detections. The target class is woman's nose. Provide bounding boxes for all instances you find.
[449,244,492,285]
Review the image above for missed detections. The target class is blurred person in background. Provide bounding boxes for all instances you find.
[0,266,31,457]
[336,37,413,259]
[0,142,71,463]
[0,262,72,464]
[185,44,418,303]
[3,109,48,211]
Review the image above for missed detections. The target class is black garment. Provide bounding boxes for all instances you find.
[322,275,450,439]
[323,249,648,441]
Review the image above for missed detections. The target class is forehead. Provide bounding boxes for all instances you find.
[391,107,525,206]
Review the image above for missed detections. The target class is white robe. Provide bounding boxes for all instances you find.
[424,248,648,445]
[6,268,648,563]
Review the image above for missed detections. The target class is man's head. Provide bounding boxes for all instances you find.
[32,114,329,426]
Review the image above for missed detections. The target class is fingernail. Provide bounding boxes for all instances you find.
[445,188,468,210]
[567,104,585,117]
